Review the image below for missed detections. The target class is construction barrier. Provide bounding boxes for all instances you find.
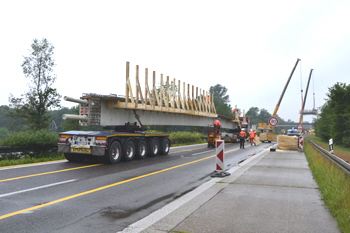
[298,135,304,151]
[211,140,230,177]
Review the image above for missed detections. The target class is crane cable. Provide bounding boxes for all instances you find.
[312,71,316,110]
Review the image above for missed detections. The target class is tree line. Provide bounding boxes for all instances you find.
[3,38,347,148]
[0,38,295,142]
[314,82,350,147]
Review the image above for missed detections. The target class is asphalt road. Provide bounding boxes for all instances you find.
[0,141,270,233]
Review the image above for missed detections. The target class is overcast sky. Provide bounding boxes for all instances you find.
[1,0,349,123]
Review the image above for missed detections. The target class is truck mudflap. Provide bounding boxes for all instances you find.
[58,144,105,156]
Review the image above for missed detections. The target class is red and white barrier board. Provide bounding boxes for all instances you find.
[215,140,225,172]
[211,140,230,177]
[298,135,304,151]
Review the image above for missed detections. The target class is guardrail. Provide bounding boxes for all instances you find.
[306,138,350,176]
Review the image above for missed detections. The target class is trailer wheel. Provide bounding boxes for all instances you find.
[159,138,170,155]
[136,139,147,159]
[148,137,160,156]
[123,139,135,161]
[106,141,122,164]
[64,153,85,162]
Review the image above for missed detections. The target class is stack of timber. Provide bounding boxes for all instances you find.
[259,132,277,142]
[254,135,261,146]
[277,135,298,150]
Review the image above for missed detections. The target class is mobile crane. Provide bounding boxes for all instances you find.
[298,68,317,130]
[259,58,300,142]
[58,62,240,163]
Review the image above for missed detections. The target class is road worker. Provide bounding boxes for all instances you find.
[249,129,257,146]
[214,118,221,135]
[239,128,247,149]
[206,95,210,103]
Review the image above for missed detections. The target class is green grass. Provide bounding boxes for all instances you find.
[304,138,350,233]
[307,135,350,162]
[0,153,65,167]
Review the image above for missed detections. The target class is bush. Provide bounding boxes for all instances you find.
[342,136,350,147]
[169,131,204,145]
[0,129,58,146]
[0,127,9,144]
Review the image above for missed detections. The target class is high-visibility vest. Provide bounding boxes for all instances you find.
[239,131,246,138]
[249,131,256,138]
[214,120,221,126]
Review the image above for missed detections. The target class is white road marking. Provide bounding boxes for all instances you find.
[118,148,270,233]
[192,151,211,156]
[0,179,76,198]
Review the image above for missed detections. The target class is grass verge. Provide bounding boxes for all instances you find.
[307,135,350,162]
[304,139,350,233]
[0,153,65,167]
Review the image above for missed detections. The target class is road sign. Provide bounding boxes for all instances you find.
[268,117,279,127]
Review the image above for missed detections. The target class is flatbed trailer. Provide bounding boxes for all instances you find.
[58,62,243,164]
[58,130,170,164]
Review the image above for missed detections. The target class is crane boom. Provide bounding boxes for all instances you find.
[298,69,313,126]
[271,58,301,118]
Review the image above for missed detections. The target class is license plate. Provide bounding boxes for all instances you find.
[70,147,91,154]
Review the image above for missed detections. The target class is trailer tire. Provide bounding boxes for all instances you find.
[64,153,85,162]
[159,138,170,155]
[147,137,160,157]
[106,141,122,164]
[136,139,147,159]
[123,139,135,161]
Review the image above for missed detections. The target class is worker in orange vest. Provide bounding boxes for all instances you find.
[206,95,210,103]
[249,129,257,146]
[239,128,247,149]
[214,118,221,135]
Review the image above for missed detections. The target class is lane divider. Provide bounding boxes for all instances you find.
[0,144,246,219]
[0,179,77,198]
[0,146,208,183]
[0,155,214,220]
[0,164,103,183]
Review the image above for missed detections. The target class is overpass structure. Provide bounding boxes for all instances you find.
[275,123,313,128]
[63,62,241,130]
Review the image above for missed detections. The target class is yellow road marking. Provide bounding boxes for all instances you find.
[1,145,241,183]
[0,164,103,183]
[0,155,214,220]
[0,146,205,183]
[0,144,242,219]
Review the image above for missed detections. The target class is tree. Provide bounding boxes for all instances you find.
[0,127,9,141]
[0,105,24,131]
[209,84,233,116]
[60,106,84,131]
[314,82,350,146]
[6,38,61,130]
[246,107,260,125]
